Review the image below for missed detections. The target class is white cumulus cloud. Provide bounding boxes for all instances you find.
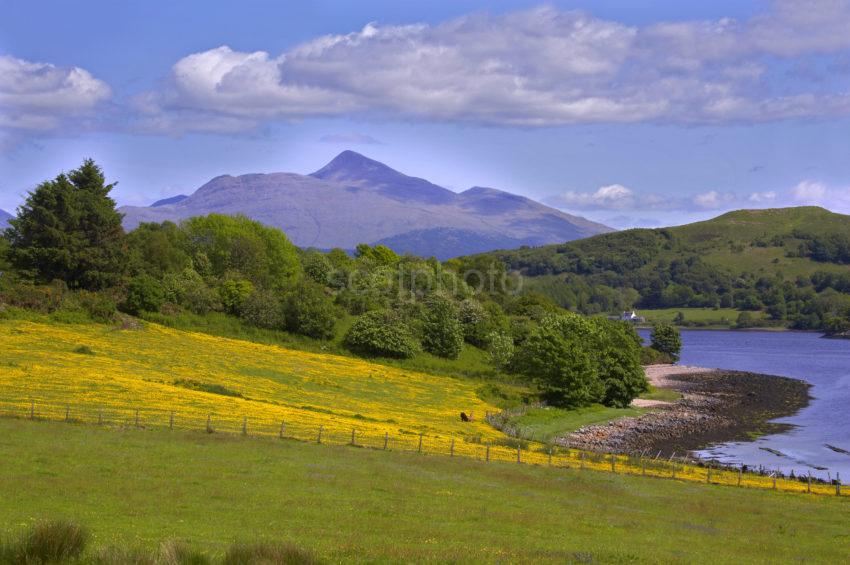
[0,54,111,132]
[136,1,850,133]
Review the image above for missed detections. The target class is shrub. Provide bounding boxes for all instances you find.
[302,251,333,286]
[0,520,89,564]
[650,322,682,362]
[223,541,319,565]
[74,345,95,355]
[158,539,210,565]
[77,290,118,323]
[590,318,648,408]
[173,379,243,398]
[122,275,165,315]
[240,289,284,329]
[420,295,463,359]
[640,346,673,365]
[344,310,420,358]
[282,282,337,340]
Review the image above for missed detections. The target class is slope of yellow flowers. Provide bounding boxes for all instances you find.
[1,318,843,497]
[0,319,503,446]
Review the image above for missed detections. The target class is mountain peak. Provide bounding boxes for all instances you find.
[311,150,397,179]
[311,150,456,205]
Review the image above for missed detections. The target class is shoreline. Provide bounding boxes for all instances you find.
[560,364,812,458]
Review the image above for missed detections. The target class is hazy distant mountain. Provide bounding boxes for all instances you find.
[0,209,12,231]
[120,151,612,258]
[151,194,188,207]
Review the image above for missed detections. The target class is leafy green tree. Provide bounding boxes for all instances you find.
[162,268,219,314]
[355,243,399,266]
[182,214,300,288]
[650,322,682,362]
[512,313,602,407]
[122,275,165,315]
[302,250,333,285]
[591,319,648,407]
[344,309,420,358]
[282,281,337,339]
[219,278,254,314]
[7,159,126,289]
[421,295,464,359]
[486,331,515,370]
[127,221,190,277]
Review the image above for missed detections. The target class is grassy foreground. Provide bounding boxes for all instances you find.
[1,419,848,564]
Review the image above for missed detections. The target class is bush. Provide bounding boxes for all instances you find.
[650,322,682,362]
[344,310,420,358]
[74,345,95,355]
[240,289,284,329]
[282,282,337,340]
[640,346,673,365]
[223,541,319,565]
[77,290,118,323]
[0,520,89,564]
[590,319,648,408]
[122,275,165,315]
[420,296,463,359]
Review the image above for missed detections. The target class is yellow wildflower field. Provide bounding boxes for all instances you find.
[0,318,843,496]
[0,319,503,447]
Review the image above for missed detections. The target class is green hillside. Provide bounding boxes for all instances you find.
[465,207,850,331]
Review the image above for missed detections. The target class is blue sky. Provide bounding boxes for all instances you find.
[3,0,850,228]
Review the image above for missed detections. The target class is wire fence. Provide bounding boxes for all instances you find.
[1,397,845,498]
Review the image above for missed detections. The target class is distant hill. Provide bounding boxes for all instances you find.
[151,194,188,207]
[0,209,12,231]
[119,151,611,259]
[469,207,850,327]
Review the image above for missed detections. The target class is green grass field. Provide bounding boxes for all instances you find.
[504,405,647,443]
[3,418,847,564]
[638,307,769,328]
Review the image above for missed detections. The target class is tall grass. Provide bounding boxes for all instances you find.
[0,520,88,564]
[223,541,319,565]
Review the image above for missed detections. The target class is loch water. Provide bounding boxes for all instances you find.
[639,329,850,481]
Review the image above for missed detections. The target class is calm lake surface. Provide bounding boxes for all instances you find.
[639,329,850,480]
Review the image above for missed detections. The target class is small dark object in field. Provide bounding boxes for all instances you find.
[460,412,469,422]
[73,345,95,355]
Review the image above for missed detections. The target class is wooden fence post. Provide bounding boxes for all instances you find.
[580,451,585,470]
[317,425,323,444]
[134,409,140,428]
[98,410,103,426]
[707,465,712,484]
[450,438,455,457]
[773,471,777,490]
[737,467,742,487]
[485,444,490,463]
[206,414,212,433]
[65,404,70,422]
[169,411,174,430]
[642,458,647,477]
[516,445,521,464]
[279,421,286,439]
[837,473,842,496]
[242,416,248,436]
[417,432,424,454]
[383,432,389,451]
[548,447,553,467]
[30,401,34,420]
[350,428,356,446]
[610,454,616,473]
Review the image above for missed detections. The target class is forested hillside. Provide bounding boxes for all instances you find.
[467,208,850,333]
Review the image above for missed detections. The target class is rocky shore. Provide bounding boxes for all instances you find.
[559,364,811,457]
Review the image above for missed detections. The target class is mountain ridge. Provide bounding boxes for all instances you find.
[0,209,12,230]
[119,151,612,259]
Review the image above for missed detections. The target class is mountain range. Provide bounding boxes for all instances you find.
[119,151,611,258]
